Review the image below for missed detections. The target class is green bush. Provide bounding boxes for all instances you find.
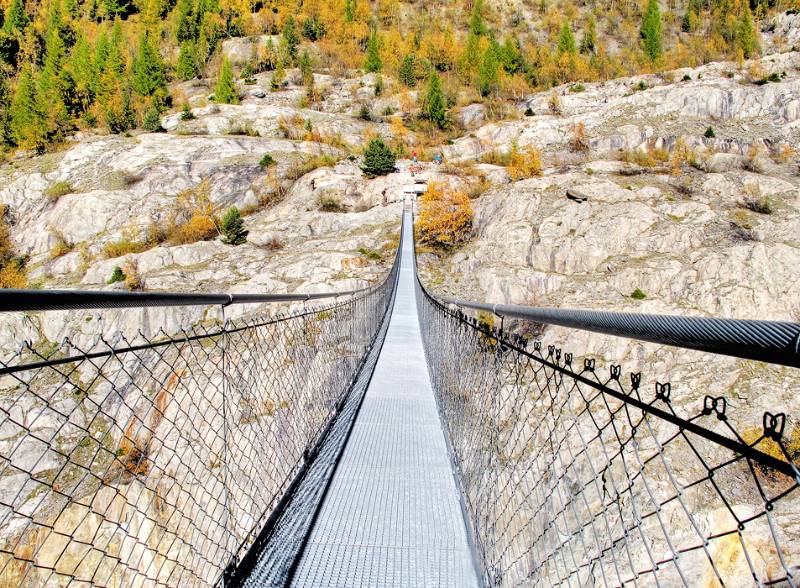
[221,207,248,245]
[180,104,195,121]
[361,138,396,178]
[259,153,276,167]
[108,266,125,284]
[630,288,647,300]
[704,126,715,138]
[142,105,164,132]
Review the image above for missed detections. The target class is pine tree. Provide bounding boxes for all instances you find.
[271,57,285,90]
[499,36,523,74]
[364,30,382,73]
[68,33,96,112]
[682,0,701,32]
[736,3,759,59]
[640,0,663,61]
[38,0,67,129]
[344,0,355,22]
[421,72,446,129]
[468,0,487,36]
[106,20,126,78]
[221,207,248,245]
[3,0,28,34]
[299,49,313,86]
[477,45,499,97]
[398,53,416,87]
[0,75,12,146]
[132,31,167,98]
[214,57,238,104]
[102,0,135,19]
[142,103,163,131]
[282,16,298,62]
[176,0,195,42]
[557,20,577,55]
[580,15,596,54]
[10,66,47,150]
[361,138,396,178]
[176,41,199,80]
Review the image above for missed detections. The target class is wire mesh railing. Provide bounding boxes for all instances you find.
[416,270,800,587]
[0,238,401,587]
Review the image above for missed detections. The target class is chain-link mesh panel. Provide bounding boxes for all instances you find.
[0,269,397,587]
[417,285,800,587]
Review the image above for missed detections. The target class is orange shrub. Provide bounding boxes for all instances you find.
[416,182,473,250]
[508,144,543,181]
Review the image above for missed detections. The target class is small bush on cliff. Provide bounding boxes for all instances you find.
[361,138,396,178]
[221,207,248,245]
[415,182,473,250]
[108,266,125,284]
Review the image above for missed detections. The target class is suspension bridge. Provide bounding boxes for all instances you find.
[0,205,798,587]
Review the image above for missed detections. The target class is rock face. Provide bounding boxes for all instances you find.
[443,52,800,163]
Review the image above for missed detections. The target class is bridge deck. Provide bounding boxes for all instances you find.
[289,212,479,587]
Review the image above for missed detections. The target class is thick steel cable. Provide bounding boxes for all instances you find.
[443,299,800,368]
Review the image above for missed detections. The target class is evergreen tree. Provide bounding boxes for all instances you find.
[93,29,109,76]
[68,33,96,112]
[221,207,248,245]
[0,32,20,68]
[499,36,523,73]
[10,66,47,150]
[282,16,298,62]
[176,0,195,42]
[299,49,313,86]
[271,57,285,90]
[468,0,487,36]
[106,20,126,78]
[477,45,499,97]
[640,0,663,61]
[104,83,135,133]
[361,138,396,178]
[176,41,199,80]
[736,3,759,58]
[364,30,382,73]
[557,20,577,55]
[301,14,325,41]
[38,0,67,122]
[142,103,163,131]
[421,72,446,129]
[682,0,701,32]
[344,0,355,22]
[214,57,238,104]
[0,75,12,146]
[102,0,135,20]
[398,53,416,87]
[3,0,28,35]
[132,31,167,98]
[580,15,596,54]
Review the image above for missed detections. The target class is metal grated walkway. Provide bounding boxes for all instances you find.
[287,212,479,587]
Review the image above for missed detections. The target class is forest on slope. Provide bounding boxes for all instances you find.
[0,0,793,154]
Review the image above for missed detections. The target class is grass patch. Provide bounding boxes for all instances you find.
[357,246,383,261]
[286,154,342,181]
[316,194,348,212]
[44,181,73,202]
